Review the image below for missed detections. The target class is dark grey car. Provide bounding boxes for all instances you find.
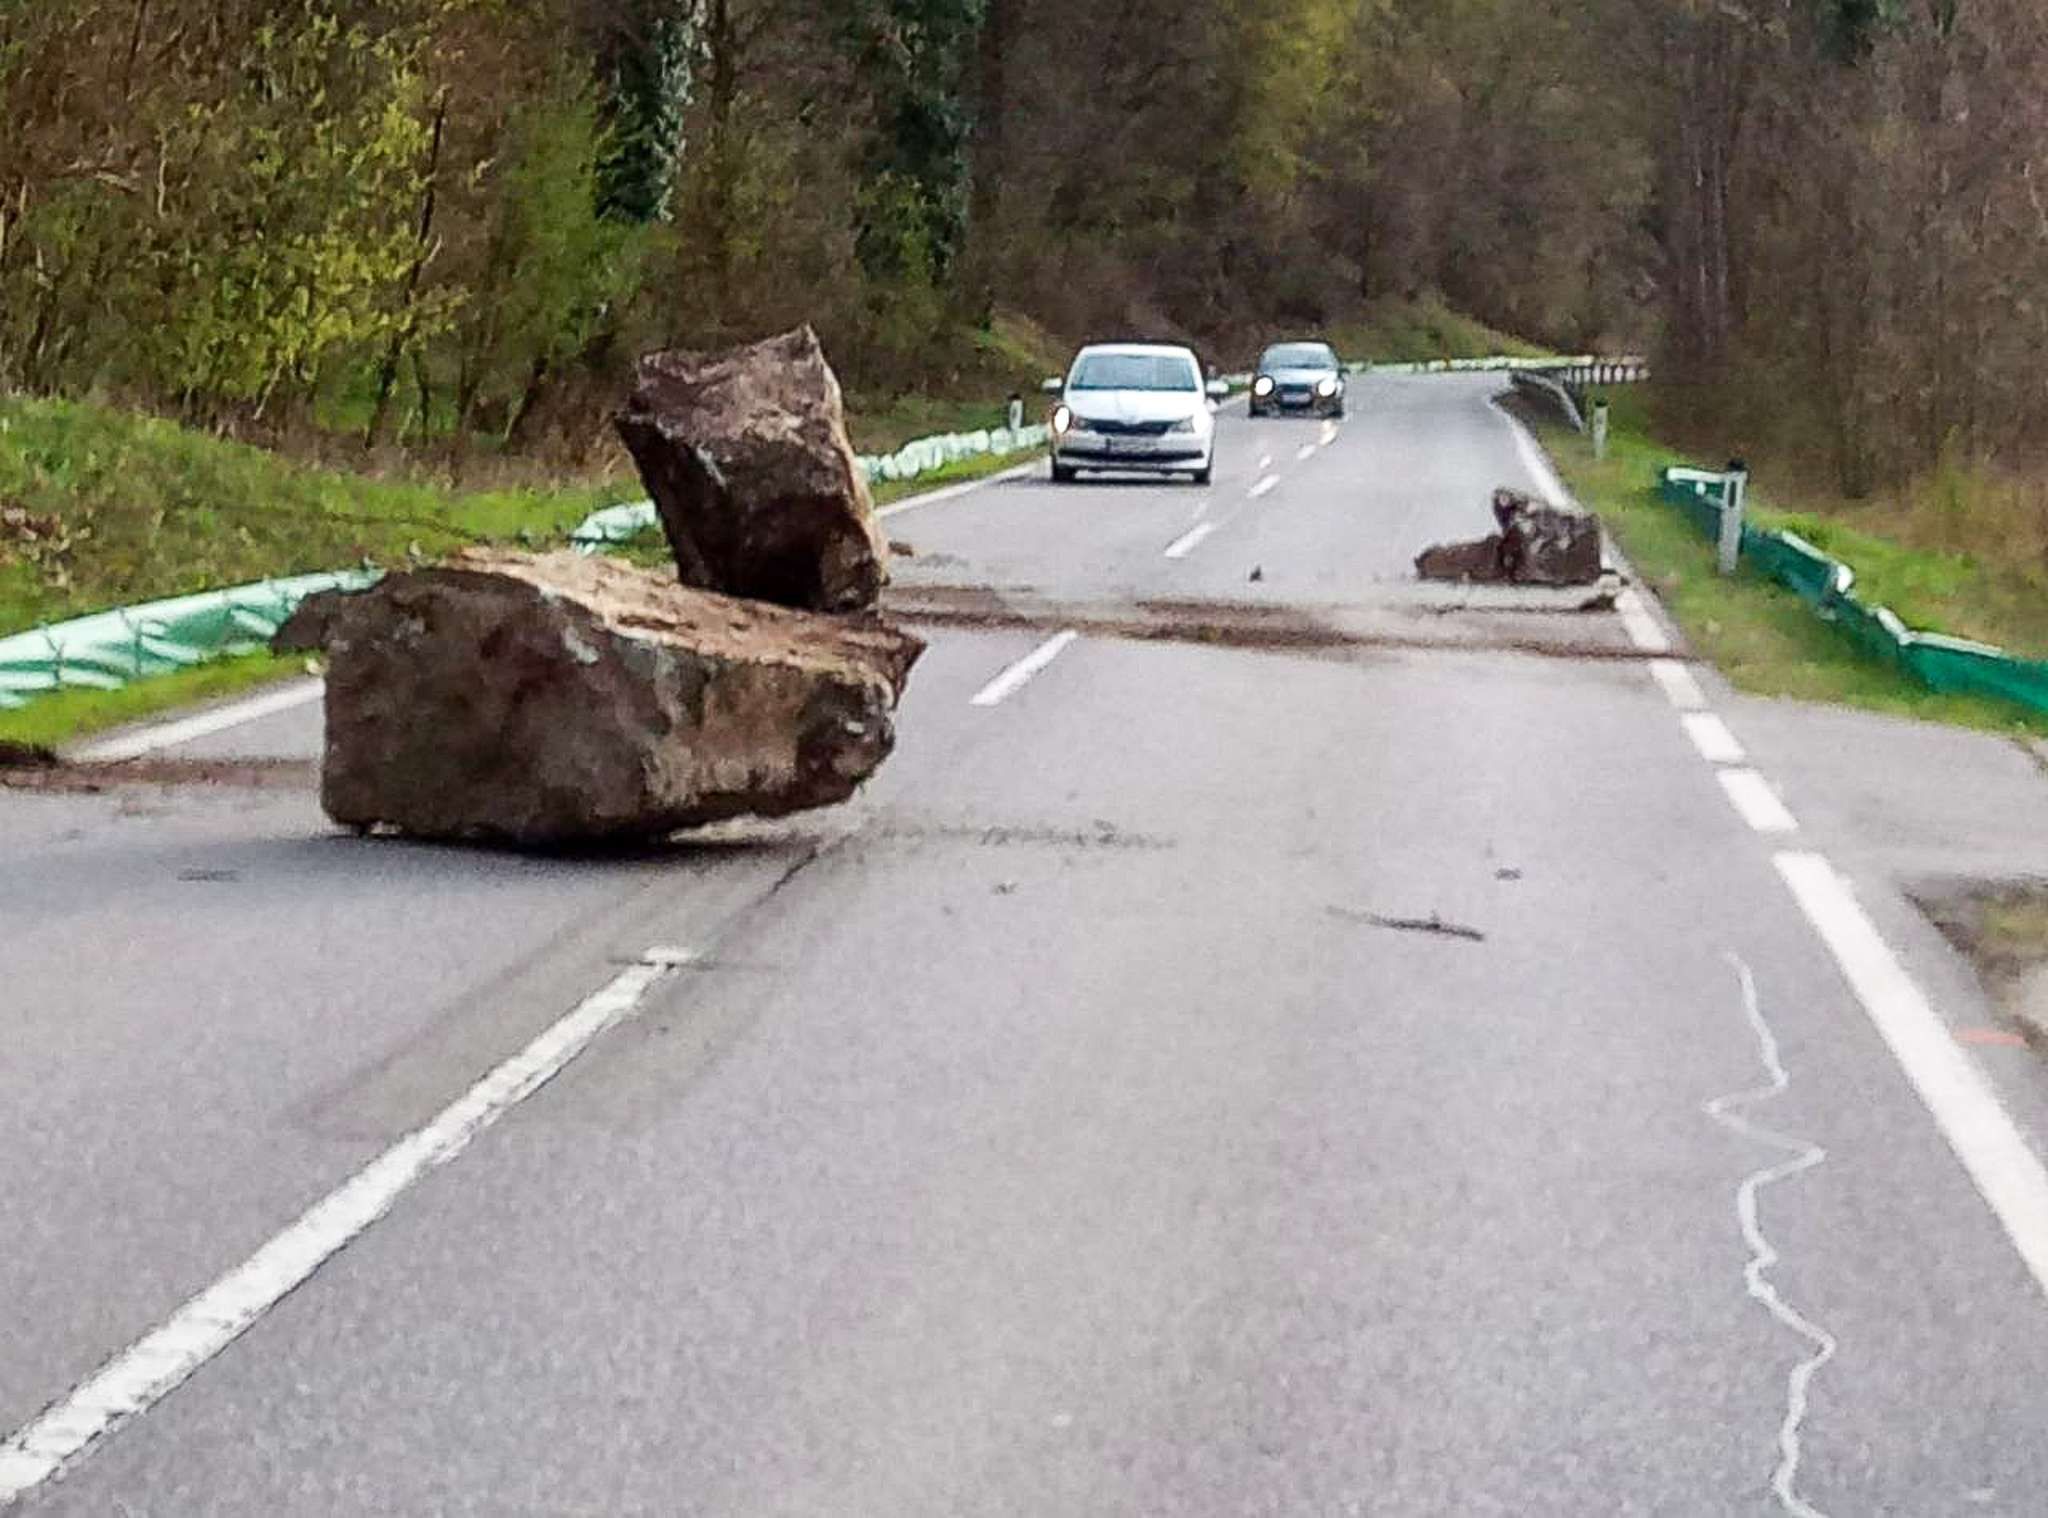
[1248,341,1346,419]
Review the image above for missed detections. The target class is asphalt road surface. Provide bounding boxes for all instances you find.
[8,374,2048,1515]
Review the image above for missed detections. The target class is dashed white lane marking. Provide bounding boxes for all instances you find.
[1296,444,1317,462]
[73,680,325,763]
[1257,454,1274,471]
[0,948,694,1506]
[1682,712,1747,766]
[1247,474,1281,500]
[875,460,1041,519]
[1707,955,1836,1518]
[1163,523,1219,560]
[969,631,1079,707]
[1649,658,1709,711]
[1720,769,1800,834]
[1775,852,2048,1299]
[1320,420,1339,446]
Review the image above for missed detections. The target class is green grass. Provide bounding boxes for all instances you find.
[846,311,1069,453]
[1327,295,1551,367]
[1540,389,2048,739]
[0,650,308,750]
[0,394,638,638]
[848,395,1026,455]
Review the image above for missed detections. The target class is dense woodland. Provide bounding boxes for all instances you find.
[3,1,2047,501]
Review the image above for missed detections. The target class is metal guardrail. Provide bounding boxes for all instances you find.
[1654,466,2048,716]
[1508,359,1651,436]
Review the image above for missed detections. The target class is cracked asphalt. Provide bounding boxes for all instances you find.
[7,374,2048,1514]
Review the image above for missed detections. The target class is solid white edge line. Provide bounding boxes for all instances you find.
[1492,397,1570,508]
[875,459,1041,520]
[1247,474,1280,500]
[1616,590,1673,654]
[0,950,692,1506]
[72,679,326,763]
[1163,523,1219,561]
[1681,711,1748,766]
[1775,852,2048,1299]
[969,631,1079,708]
[1649,658,1709,711]
[1720,769,1799,834]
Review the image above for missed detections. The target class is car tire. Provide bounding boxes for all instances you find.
[1051,462,1077,484]
[1192,462,1213,486]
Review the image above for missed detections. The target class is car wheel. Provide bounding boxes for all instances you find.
[1051,462,1077,484]
[1192,462,1213,486]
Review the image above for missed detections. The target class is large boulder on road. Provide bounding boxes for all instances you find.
[276,549,923,846]
[615,326,887,614]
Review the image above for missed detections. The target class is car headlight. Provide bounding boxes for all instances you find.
[1253,376,1275,397]
[1052,404,1073,433]
[1316,377,1339,397]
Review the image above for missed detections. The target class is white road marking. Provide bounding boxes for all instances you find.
[1616,589,1672,653]
[1649,659,1709,711]
[969,631,1079,708]
[1257,454,1274,471]
[1706,955,1835,1518]
[1720,769,1800,834]
[1296,444,1317,462]
[1682,712,1747,766]
[875,460,1041,519]
[1247,474,1280,500]
[72,679,325,763]
[1163,523,1219,560]
[1775,852,2048,1299]
[0,949,693,1506]
[1320,421,1339,446]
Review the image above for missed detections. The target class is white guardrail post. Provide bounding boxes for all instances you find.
[1717,460,1749,576]
[1591,398,1610,461]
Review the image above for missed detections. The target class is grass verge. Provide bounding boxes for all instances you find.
[1536,389,2048,739]
[1329,295,1551,367]
[0,394,638,638]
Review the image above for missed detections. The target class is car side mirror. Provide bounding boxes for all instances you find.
[1040,377,1064,396]
[1205,379,1231,401]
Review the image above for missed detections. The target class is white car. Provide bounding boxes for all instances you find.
[1043,343,1229,485]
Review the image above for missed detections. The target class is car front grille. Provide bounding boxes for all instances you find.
[1084,418,1175,437]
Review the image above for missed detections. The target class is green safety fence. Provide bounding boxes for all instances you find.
[0,569,379,712]
[1654,465,2048,716]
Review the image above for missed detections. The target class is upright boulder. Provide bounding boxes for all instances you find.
[616,326,887,614]
[276,549,922,846]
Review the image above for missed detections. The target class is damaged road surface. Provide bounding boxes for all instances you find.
[12,371,2048,1518]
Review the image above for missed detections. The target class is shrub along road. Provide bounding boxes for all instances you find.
[6,375,2048,1514]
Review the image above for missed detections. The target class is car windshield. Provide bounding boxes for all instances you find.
[1070,353,1201,392]
[1262,344,1337,371]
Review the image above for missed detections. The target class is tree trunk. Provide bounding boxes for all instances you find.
[368,92,448,449]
